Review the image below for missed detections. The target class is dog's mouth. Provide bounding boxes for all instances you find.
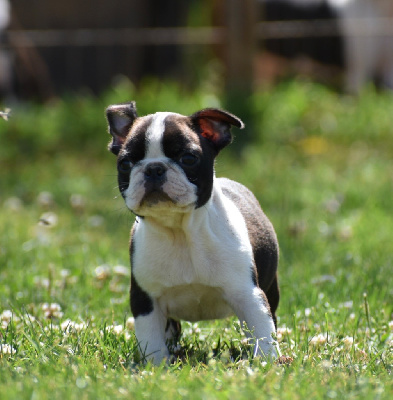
[126,171,198,216]
[141,190,174,207]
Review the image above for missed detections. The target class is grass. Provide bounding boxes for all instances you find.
[1,79,393,399]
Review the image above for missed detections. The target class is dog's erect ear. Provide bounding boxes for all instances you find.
[105,102,138,155]
[190,108,244,153]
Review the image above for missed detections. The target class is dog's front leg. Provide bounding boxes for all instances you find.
[227,286,280,360]
[134,301,169,365]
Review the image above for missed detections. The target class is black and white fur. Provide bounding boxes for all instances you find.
[106,103,280,364]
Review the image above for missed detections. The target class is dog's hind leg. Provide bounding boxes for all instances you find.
[264,275,279,329]
[165,318,181,344]
[165,318,181,357]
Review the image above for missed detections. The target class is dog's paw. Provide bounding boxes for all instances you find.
[140,347,171,366]
[253,338,280,361]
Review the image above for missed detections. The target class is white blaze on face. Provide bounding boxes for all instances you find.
[145,112,173,159]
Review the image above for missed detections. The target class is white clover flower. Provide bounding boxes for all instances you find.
[113,325,124,335]
[38,212,58,227]
[241,338,252,346]
[310,334,327,347]
[37,192,54,208]
[1,343,16,355]
[342,336,354,348]
[388,321,393,330]
[276,327,292,342]
[305,308,312,317]
[105,324,124,335]
[74,322,87,332]
[61,319,73,332]
[103,324,133,340]
[1,310,13,323]
[70,194,86,211]
[61,319,87,333]
[60,269,71,278]
[192,323,201,334]
[113,265,129,277]
[22,314,36,323]
[42,303,63,319]
[125,317,135,330]
[1,310,18,329]
[94,265,111,281]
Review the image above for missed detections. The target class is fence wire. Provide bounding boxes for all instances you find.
[5,18,393,48]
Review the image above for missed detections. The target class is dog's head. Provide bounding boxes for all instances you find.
[106,102,243,217]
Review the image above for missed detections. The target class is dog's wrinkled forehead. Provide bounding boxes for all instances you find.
[123,112,199,161]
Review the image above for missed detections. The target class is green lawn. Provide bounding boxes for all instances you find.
[1,80,392,399]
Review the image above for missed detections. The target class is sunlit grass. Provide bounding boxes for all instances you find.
[1,80,393,398]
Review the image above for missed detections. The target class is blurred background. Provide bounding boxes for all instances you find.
[2,0,393,103]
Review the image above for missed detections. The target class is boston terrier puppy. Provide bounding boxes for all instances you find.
[105,102,280,364]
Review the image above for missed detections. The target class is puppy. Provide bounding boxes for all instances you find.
[105,102,280,364]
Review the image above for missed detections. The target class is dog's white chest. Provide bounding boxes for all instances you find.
[133,221,231,292]
[132,233,237,321]
[131,191,254,321]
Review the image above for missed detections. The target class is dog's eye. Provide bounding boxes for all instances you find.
[118,159,132,174]
[179,153,199,167]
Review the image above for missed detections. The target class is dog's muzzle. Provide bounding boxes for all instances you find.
[142,162,171,206]
[144,162,167,182]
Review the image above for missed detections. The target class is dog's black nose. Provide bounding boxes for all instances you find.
[144,163,167,180]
